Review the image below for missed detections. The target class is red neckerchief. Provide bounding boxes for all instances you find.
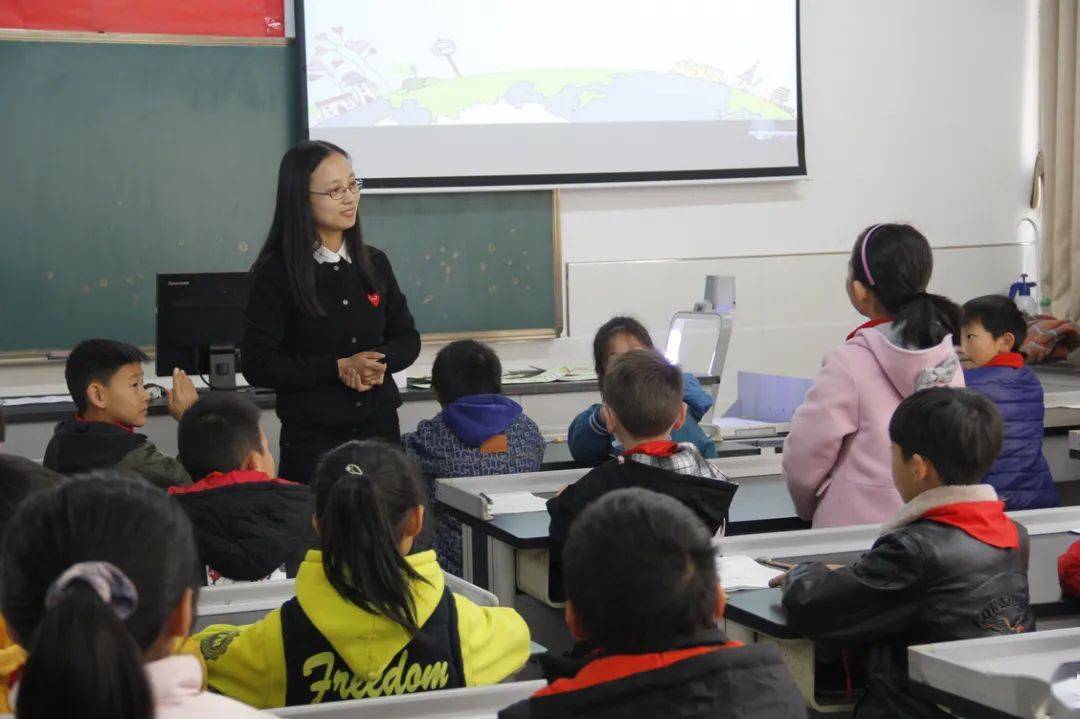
[623,441,680,458]
[74,414,134,433]
[167,469,302,496]
[983,352,1025,369]
[846,317,893,341]
[920,501,1020,549]
[533,643,743,698]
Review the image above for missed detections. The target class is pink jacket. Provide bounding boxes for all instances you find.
[783,323,963,528]
[149,656,272,718]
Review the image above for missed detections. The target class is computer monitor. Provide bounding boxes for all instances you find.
[156,272,250,390]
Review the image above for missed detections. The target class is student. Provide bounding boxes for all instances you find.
[780,388,1033,719]
[503,488,805,719]
[959,295,1058,510]
[194,440,530,708]
[568,316,717,464]
[404,340,545,575]
[43,339,198,488]
[1,474,272,718]
[0,456,63,713]
[548,349,736,601]
[784,224,963,527]
[172,394,313,583]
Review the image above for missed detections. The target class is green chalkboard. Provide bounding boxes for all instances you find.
[0,39,558,353]
[363,192,557,337]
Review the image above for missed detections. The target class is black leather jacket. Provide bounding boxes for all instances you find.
[782,518,1034,719]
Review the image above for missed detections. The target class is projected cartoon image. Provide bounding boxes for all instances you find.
[304,0,797,129]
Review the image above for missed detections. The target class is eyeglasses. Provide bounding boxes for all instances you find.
[310,178,363,201]
[144,383,166,401]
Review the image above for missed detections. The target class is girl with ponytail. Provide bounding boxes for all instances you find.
[783,224,964,528]
[195,440,529,709]
[1,473,270,719]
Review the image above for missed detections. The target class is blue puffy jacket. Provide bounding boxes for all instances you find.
[567,372,717,465]
[963,363,1059,510]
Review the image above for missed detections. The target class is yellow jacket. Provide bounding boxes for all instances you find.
[0,616,26,713]
[193,549,530,709]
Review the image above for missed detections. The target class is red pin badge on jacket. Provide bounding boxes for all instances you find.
[367,292,381,308]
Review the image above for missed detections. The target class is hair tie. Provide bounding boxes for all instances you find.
[45,561,138,621]
[860,224,884,287]
[345,464,364,477]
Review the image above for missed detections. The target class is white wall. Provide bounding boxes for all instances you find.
[0,0,1041,416]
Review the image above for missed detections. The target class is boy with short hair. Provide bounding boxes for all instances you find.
[43,338,196,487]
[501,488,805,719]
[781,387,1034,719]
[404,339,545,575]
[546,349,736,600]
[172,393,312,583]
[960,295,1058,509]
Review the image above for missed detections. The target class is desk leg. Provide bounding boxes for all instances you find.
[723,619,851,714]
[462,524,493,591]
[487,537,517,608]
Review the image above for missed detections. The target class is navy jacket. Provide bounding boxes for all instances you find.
[963,358,1058,510]
[404,395,545,575]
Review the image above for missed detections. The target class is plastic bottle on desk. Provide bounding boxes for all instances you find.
[1009,274,1039,316]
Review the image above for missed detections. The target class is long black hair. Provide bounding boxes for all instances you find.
[592,316,655,384]
[2,474,200,719]
[313,440,429,633]
[255,140,380,318]
[850,224,961,348]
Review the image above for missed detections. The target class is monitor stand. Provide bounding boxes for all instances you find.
[208,344,238,391]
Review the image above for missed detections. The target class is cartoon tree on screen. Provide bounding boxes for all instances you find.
[432,38,461,78]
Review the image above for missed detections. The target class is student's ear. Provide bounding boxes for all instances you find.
[564,601,588,642]
[600,404,618,434]
[402,505,425,541]
[311,514,322,541]
[161,587,193,649]
[850,278,870,306]
[910,453,931,484]
[240,450,261,472]
[998,331,1017,354]
[672,402,688,431]
[715,585,727,620]
[86,381,109,411]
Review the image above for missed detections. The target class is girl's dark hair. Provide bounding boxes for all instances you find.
[313,440,428,633]
[850,224,961,348]
[592,316,655,382]
[2,473,200,719]
[255,140,380,318]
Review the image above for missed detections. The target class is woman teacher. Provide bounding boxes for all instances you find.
[242,140,421,484]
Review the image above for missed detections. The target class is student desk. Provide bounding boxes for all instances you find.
[718,506,1080,712]
[907,628,1080,719]
[0,375,725,472]
[270,681,546,718]
[437,455,806,607]
[195,572,499,631]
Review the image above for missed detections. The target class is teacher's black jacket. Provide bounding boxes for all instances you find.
[241,247,420,430]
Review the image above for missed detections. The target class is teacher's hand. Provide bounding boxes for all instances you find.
[341,367,374,393]
[337,352,386,392]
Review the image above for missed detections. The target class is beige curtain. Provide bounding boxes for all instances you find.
[1041,0,1080,319]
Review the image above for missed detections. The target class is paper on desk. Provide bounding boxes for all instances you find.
[0,395,73,406]
[484,491,549,515]
[717,555,785,592]
[1045,391,1080,410]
